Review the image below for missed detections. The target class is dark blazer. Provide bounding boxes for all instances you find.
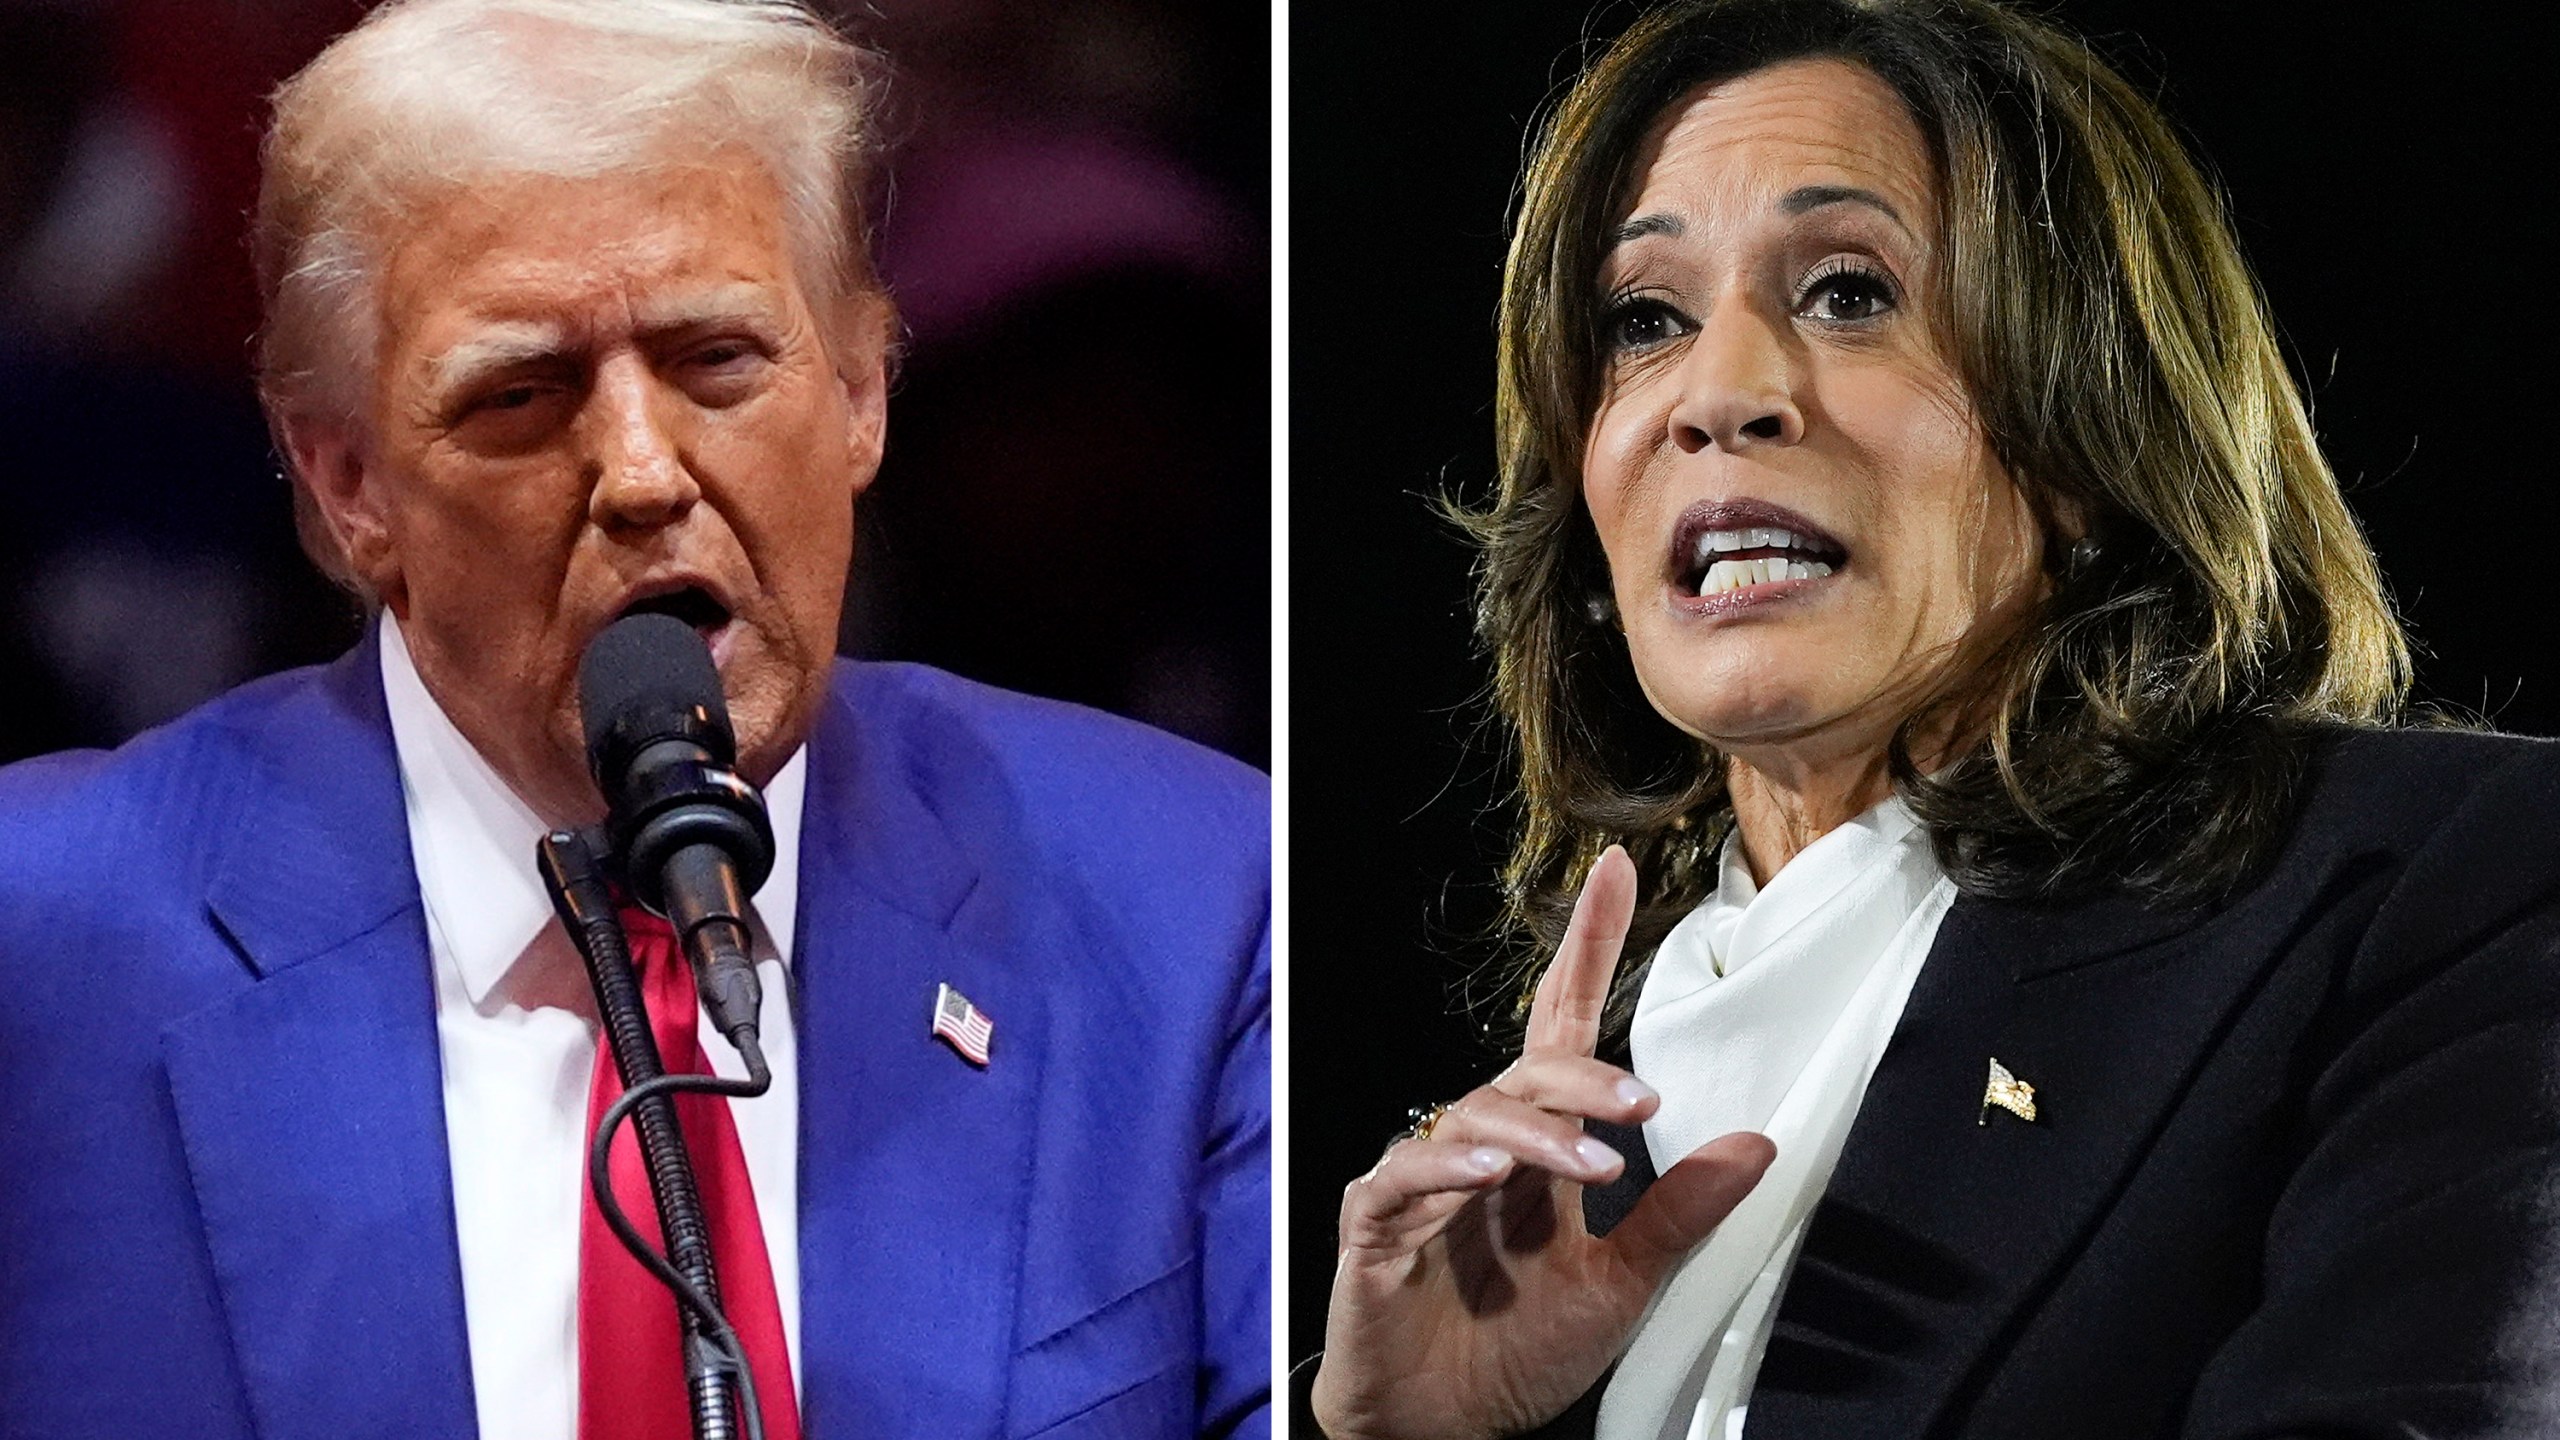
[0,630,1271,1439]
[1515,727,2560,1440]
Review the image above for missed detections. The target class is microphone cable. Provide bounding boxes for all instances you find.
[590,1069,772,1440]
[542,827,770,1440]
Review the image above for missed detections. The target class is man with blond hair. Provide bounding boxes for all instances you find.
[0,3,1270,1437]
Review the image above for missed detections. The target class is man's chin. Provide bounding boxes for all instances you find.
[721,650,828,787]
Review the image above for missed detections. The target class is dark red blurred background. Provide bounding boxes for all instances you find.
[0,0,1268,767]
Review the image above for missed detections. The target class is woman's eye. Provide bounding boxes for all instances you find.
[1602,296,1691,353]
[1798,265,1897,323]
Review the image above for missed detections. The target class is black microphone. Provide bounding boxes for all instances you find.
[578,612,774,1051]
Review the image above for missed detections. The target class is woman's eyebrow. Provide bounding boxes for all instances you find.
[1608,212,1684,248]
[1782,183,1910,235]
[1607,184,1910,255]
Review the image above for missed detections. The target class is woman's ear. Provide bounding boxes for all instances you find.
[2039,488,2101,578]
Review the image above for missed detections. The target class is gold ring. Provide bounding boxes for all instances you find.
[1401,1100,1456,1144]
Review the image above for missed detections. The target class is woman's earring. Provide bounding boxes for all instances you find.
[1582,590,1616,625]
[2064,536,2101,578]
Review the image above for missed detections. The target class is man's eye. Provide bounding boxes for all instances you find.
[1798,264,1898,323]
[447,379,572,441]
[1602,297,1691,353]
[688,340,771,372]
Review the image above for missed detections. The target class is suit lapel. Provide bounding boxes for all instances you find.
[1745,885,2266,1440]
[793,680,1051,1439]
[166,631,478,1440]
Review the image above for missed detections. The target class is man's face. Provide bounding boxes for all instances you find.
[296,157,888,823]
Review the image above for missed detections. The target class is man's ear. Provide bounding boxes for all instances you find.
[829,289,897,499]
[280,412,405,608]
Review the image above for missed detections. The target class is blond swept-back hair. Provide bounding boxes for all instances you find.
[253,0,883,586]
[1465,0,2412,1035]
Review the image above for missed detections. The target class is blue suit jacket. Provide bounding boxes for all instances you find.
[0,630,1271,1439]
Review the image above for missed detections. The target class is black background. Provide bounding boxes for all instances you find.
[1287,2,2560,1359]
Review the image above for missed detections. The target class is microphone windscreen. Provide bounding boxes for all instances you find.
[578,613,733,781]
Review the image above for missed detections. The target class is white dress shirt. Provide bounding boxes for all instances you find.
[379,616,805,1440]
[1599,797,1956,1440]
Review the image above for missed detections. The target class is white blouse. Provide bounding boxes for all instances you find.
[1598,796,1956,1440]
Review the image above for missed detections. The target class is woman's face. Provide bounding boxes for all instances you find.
[1582,58,2043,779]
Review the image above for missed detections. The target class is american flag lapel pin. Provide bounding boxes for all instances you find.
[932,982,994,1068]
[1980,1056,2038,1125]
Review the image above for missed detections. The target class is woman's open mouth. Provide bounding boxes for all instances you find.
[1668,501,1849,608]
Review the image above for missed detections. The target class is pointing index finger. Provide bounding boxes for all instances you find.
[1525,844,1636,1057]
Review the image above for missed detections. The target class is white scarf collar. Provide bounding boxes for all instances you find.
[1599,794,1957,1440]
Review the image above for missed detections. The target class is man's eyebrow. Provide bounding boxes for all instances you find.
[1781,184,1909,233]
[425,323,575,395]
[421,287,788,395]
[632,284,787,336]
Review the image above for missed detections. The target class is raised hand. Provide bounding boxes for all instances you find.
[1308,846,1776,1440]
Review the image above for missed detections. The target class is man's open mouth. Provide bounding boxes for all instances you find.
[1670,503,1849,598]
[616,585,733,639]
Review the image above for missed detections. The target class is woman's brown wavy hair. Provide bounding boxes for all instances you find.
[1464,0,2411,1035]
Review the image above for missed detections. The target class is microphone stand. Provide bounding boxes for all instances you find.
[539,827,769,1440]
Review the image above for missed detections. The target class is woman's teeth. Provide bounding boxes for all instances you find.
[1700,556,1835,593]
[1689,525,1841,595]
[1696,525,1817,556]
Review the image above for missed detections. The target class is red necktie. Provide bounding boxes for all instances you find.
[579,908,800,1440]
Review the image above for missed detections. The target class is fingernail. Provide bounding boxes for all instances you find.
[1615,1077,1658,1107]
[1573,1135,1620,1173]
[1466,1147,1509,1175]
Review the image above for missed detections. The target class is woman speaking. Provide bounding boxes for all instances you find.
[1308,1,2560,1437]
